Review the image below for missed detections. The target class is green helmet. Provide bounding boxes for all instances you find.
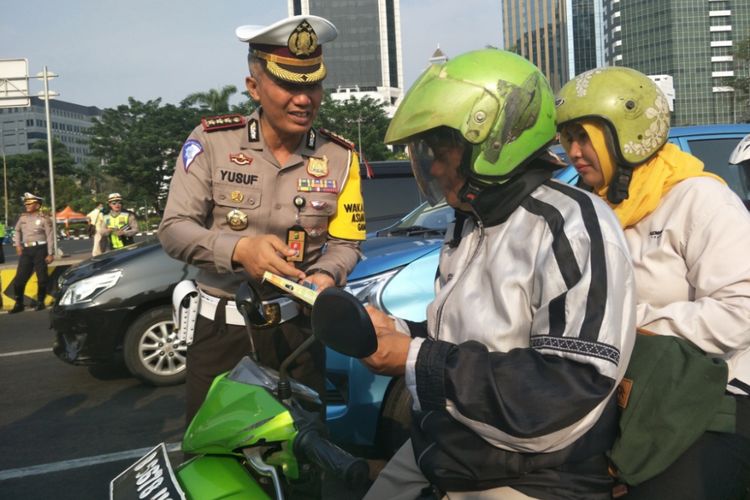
[385,49,556,203]
[555,66,670,166]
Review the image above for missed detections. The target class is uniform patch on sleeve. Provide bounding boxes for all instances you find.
[181,139,204,172]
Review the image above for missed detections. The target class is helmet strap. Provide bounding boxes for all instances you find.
[458,145,483,204]
[608,164,633,204]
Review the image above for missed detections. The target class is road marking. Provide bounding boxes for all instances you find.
[0,442,182,481]
[0,348,53,358]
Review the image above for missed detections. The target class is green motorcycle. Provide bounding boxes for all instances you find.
[111,283,376,500]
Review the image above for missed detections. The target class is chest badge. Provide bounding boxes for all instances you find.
[230,153,253,166]
[306,156,328,178]
[230,191,244,203]
[226,209,249,230]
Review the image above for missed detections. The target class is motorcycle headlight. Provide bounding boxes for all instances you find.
[345,268,402,308]
[59,270,122,306]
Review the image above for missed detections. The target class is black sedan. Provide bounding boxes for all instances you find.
[52,238,198,386]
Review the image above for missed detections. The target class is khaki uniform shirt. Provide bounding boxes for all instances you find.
[159,111,365,298]
[13,212,54,255]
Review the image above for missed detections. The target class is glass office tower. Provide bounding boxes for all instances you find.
[603,0,750,125]
[503,0,604,90]
[290,0,403,107]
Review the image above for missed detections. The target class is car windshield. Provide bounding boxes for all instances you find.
[379,201,453,236]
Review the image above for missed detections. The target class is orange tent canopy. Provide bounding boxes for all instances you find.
[55,205,89,223]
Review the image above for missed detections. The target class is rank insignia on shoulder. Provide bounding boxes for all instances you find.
[319,128,355,150]
[230,152,253,166]
[306,156,328,177]
[201,114,246,132]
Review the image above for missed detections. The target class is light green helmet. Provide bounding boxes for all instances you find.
[385,49,556,194]
[555,66,671,166]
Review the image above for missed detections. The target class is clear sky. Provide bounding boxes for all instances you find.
[0,0,502,110]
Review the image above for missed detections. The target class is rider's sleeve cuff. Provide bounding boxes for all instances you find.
[405,337,426,412]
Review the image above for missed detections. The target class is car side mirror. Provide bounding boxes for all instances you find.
[311,288,377,359]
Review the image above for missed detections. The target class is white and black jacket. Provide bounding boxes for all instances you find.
[400,168,637,495]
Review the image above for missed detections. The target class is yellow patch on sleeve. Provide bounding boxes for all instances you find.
[328,152,366,241]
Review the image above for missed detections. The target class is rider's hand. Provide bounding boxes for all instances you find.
[361,330,410,376]
[365,305,397,333]
[232,234,305,282]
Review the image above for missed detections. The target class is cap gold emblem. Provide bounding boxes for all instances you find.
[226,209,249,230]
[307,156,328,177]
[231,191,244,203]
[288,21,318,56]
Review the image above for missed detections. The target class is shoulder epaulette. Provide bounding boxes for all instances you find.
[201,114,246,132]
[319,128,356,150]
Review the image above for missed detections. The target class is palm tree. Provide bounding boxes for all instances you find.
[181,85,238,114]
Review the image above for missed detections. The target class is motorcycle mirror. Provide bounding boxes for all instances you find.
[311,288,377,358]
[235,281,268,327]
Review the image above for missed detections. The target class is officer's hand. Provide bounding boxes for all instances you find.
[232,234,305,282]
[15,246,22,256]
[303,272,336,292]
[360,330,410,376]
[45,255,54,264]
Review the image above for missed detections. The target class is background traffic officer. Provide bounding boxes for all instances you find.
[159,15,366,424]
[10,192,54,313]
[100,193,138,252]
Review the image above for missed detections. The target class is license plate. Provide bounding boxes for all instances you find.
[110,443,185,500]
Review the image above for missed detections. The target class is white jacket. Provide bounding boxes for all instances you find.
[625,177,750,395]
[404,179,636,454]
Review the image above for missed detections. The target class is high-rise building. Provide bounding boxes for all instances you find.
[503,0,604,90]
[289,0,403,112]
[0,97,101,165]
[603,0,750,125]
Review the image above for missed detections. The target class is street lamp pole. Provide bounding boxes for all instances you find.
[38,66,60,256]
[1,128,7,227]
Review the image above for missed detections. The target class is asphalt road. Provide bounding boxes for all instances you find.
[0,300,370,499]
[0,309,185,500]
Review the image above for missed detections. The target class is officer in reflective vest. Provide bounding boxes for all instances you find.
[100,193,138,251]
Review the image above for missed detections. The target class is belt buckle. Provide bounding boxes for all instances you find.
[259,302,282,327]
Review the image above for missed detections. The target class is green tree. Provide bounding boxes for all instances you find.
[182,85,238,114]
[88,98,201,211]
[5,139,84,221]
[315,94,395,161]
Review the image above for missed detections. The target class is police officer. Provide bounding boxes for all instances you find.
[159,15,366,423]
[10,192,54,313]
[100,193,138,252]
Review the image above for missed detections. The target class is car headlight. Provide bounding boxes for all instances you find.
[59,270,123,306]
[345,268,402,308]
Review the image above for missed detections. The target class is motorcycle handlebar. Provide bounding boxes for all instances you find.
[294,427,370,489]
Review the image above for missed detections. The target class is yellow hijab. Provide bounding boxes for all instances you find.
[579,120,725,228]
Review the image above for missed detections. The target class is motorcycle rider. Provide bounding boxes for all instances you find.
[556,66,750,499]
[362,49,636,499]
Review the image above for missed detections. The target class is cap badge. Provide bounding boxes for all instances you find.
[226,209,249,230]
[288,21,318,56]
[230,191,244,203]
[230,153,253,166]
[306,156,328,178]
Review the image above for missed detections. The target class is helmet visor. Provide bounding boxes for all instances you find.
[406,127,467,206]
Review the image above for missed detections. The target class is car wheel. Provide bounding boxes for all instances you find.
[123,305,186,386]
[375,375,412,459]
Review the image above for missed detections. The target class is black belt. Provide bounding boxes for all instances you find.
[23,241,47,248]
